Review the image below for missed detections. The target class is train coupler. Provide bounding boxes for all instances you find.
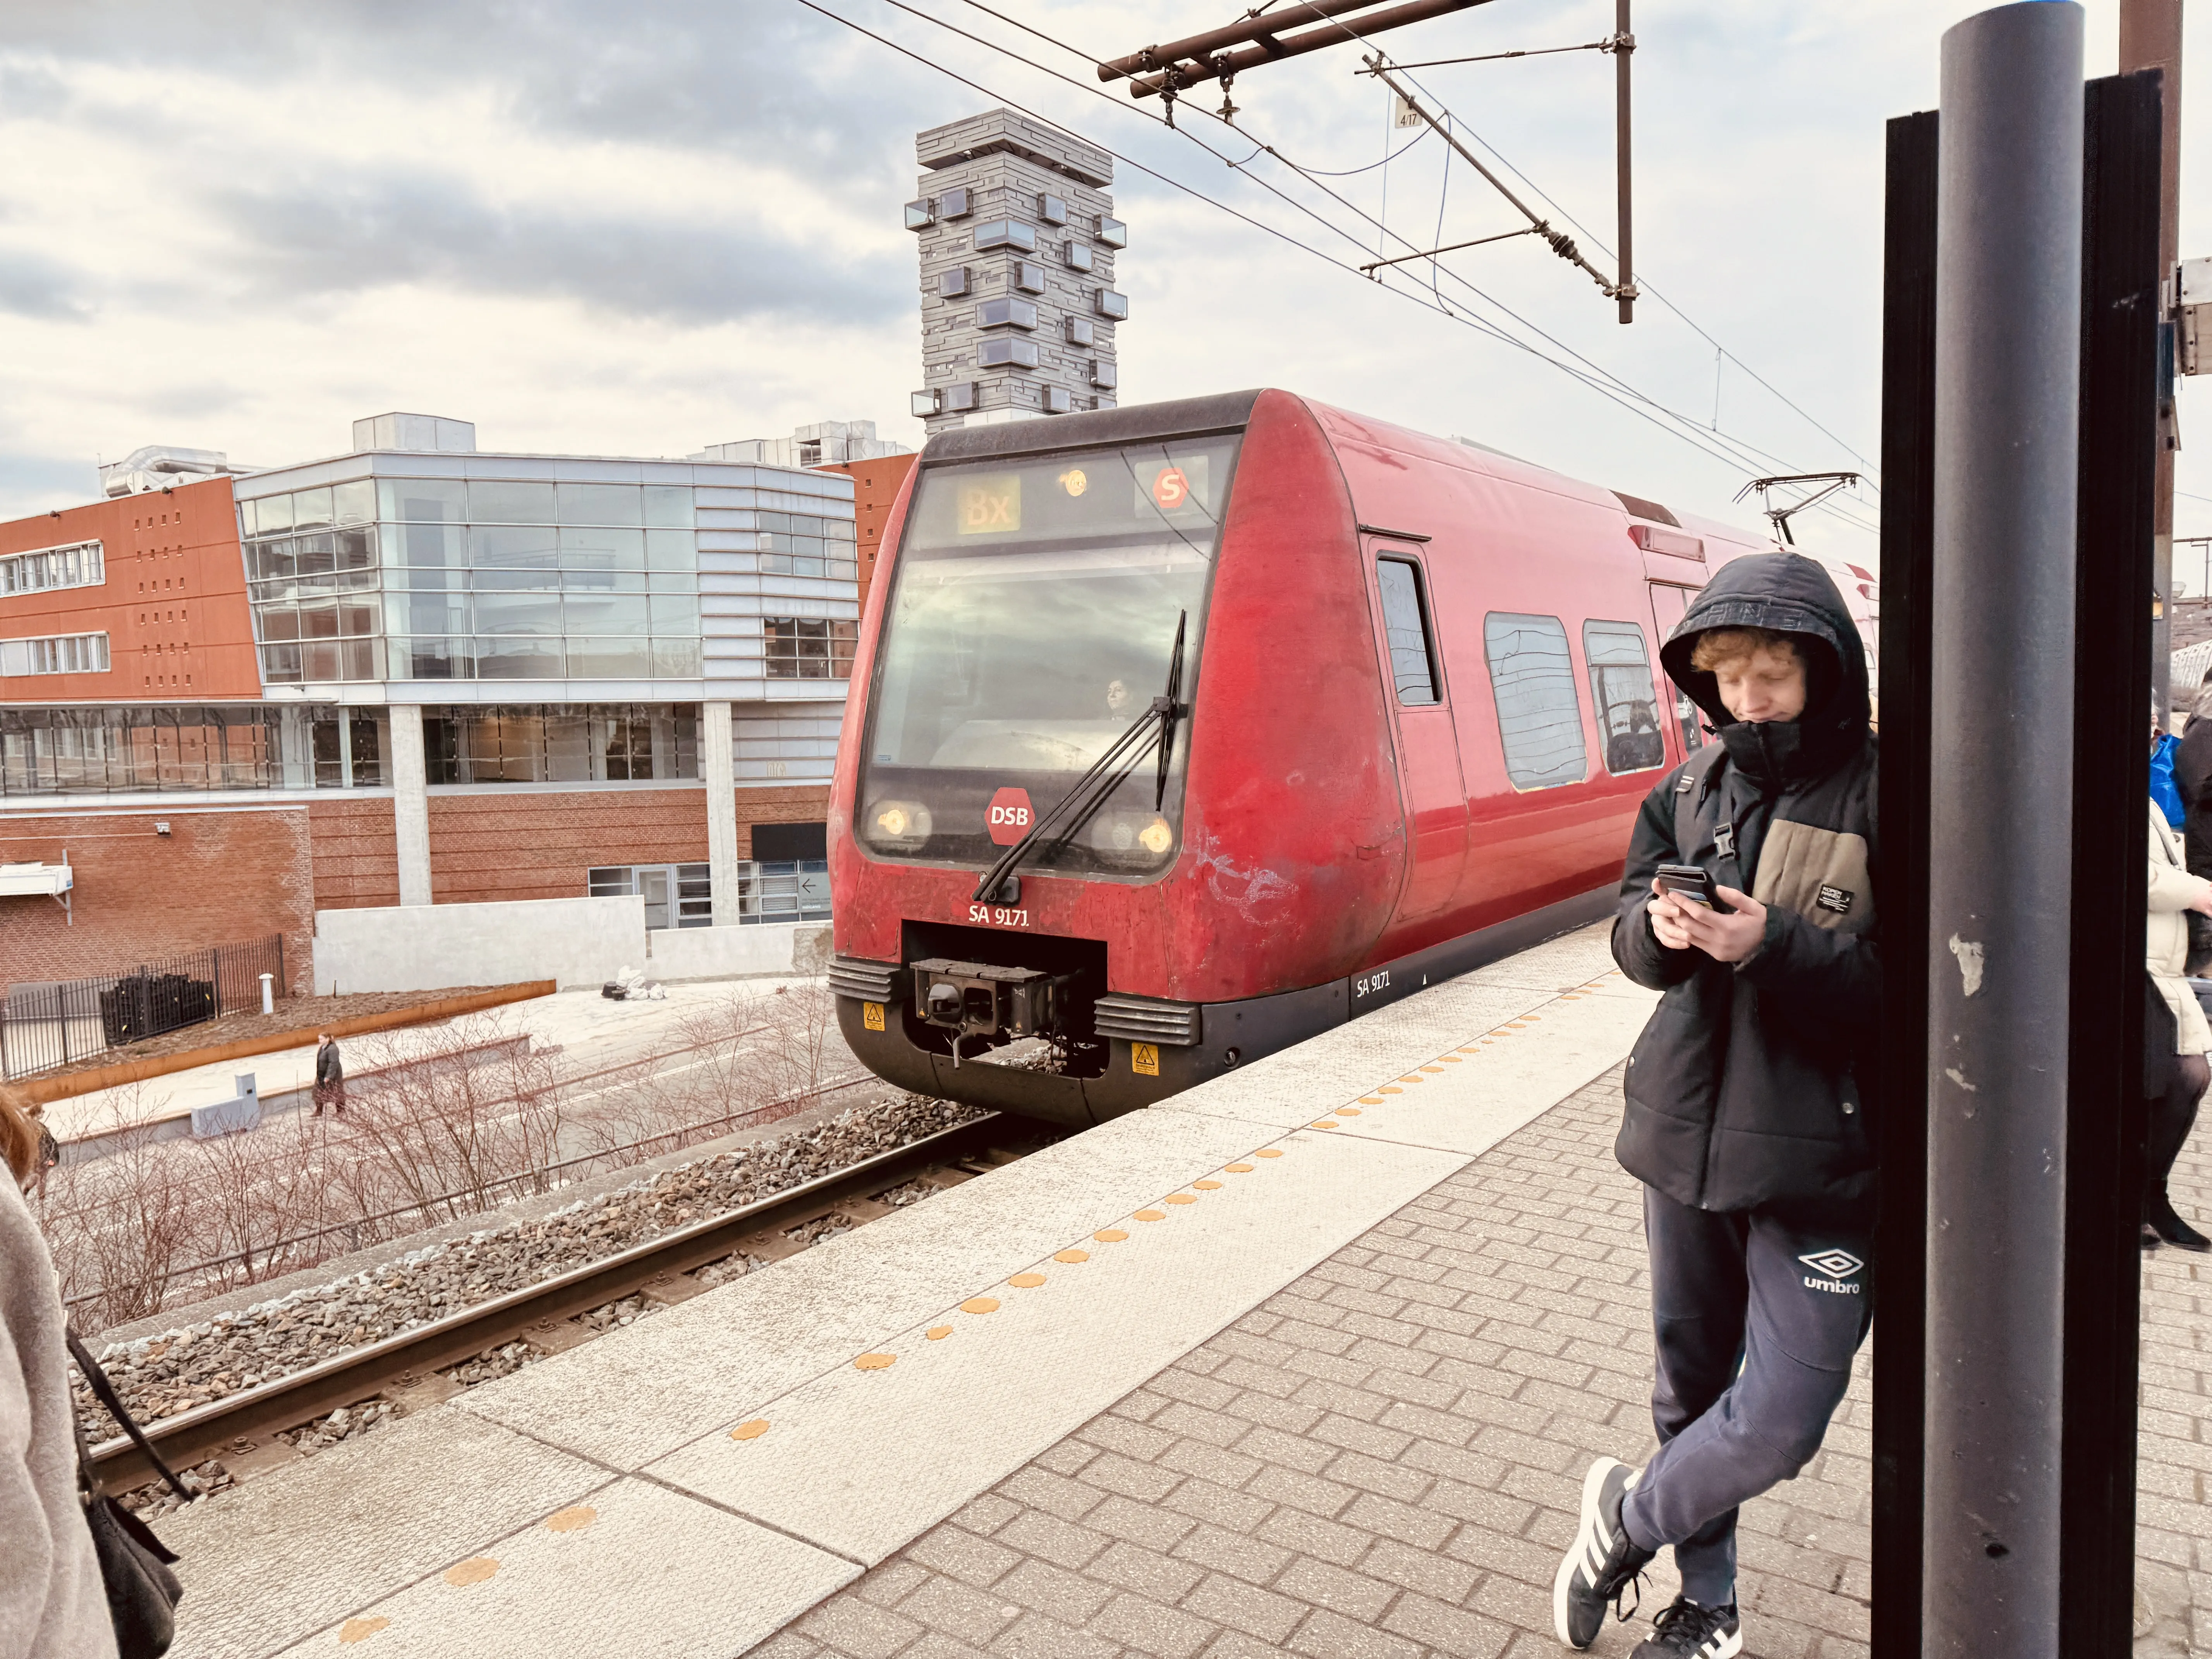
[910,957,1076,1047]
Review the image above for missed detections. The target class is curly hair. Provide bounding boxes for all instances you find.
[1690,626,1800,675]
[0,1086,40,1186]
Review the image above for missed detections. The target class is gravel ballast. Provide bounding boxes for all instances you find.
[82,1091,992,1515]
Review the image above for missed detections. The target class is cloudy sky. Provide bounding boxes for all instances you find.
[3,0,2209,572]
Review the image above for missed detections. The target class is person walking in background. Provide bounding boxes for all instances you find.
[2146,742,2212,1253]
[2172,683,2212,972]
[0,1089,121,1659]
[311,1034,345,1118]
[1554,553,1879,1659]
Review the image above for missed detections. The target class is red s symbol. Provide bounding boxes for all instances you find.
[1152,467,1189,510]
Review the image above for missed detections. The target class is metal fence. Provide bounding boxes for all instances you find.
[2,934,287,1081]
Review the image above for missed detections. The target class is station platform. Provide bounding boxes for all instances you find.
[148,923,2212,1657]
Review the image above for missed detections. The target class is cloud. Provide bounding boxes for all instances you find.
[0,247,91,319]
[202,168,908,326]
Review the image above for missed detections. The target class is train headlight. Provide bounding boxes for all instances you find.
[865,799,933,849]
[1089,811,1176,868]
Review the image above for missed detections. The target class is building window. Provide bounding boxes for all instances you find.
[1065,315,1095,347]
[979,337,1040,369]
[1042,386,1073,414]
[976,297,1038,330]
[1038,192,1069,225]
[1,540,104,597]
[764,618,859,680]
[0,633,110,677]
[939,266,970,298]
[1063,241,1095,273]
[0,703,369,797]
[973,218,1036,252]
[1095,290,1130,320]
[1584,620,1665,774]
[938,186,971,220]
[1089,359,1118,390]
[589,862,711,929]
[1483,613,1589,790]
[1375,559,1439,706]
[422,704,701,785]
[1012,261,1047,294]
[904,198,934,230]
[1097,215,1128,248]
[736,859,830,924]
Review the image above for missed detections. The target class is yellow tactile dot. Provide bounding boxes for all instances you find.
[1399,1075,1424,1084]
[1420,1065,1445,1074]
[1312,1120,1340,1129]
[1360,1095,1386,1104]
[1010,1272,1047,1288]
[1193,1179,1223,1190]
[855,1352,896,1370]
[1525,1013,1543,1020]
[339,1618,389,1645]
[1055,1248,1091,1262]
[1439,1055,1463,1063]
[1255,1149,1284,1159]
[1378,1085,1403,1094]
[730,1419,770,1441]
[1164,1192,1199,1204]
[962,1297,1001,1314]
[1337,1108,1362,1116]
[927,1325,954,1340]
[445,1558,500,1588]
[1224,1164,1255,1174]
[1095,1228,1130,1242]
[1135,1208,1168,1221]
[546,1506,597,1534]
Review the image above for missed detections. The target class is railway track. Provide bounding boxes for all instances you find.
[89,1111,1044,1494]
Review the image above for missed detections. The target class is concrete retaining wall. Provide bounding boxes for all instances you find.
[313,899,828,993]
[314,897,646,994]
[645,922,832,982]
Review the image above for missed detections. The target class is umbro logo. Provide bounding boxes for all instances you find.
[1800,1249,1865,1294]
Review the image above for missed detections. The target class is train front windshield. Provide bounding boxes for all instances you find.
[858,434,1241,878]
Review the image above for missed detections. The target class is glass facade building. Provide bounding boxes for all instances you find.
[231,445,861,702]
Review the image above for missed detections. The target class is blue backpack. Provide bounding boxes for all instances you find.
[2152,730,2187,827]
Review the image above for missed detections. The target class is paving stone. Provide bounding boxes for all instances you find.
[763,1061,2212,1659]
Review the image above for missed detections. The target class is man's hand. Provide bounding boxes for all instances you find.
[1649,880,1769,963]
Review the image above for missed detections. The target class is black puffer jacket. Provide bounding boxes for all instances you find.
[1612,552,1880,1211]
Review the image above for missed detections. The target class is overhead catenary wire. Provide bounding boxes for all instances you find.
[808,0,1873,534]
[944,0,1876,528]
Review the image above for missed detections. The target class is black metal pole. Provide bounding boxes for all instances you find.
[1924,4,2084,1650]
[1871,103,1939,1659]
[1615,0,1633,323]
[2061,65,2162,1658]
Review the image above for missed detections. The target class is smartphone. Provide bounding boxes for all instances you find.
[1655,863,1730,912]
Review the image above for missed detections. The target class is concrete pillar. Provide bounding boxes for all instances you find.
[389,704,433,907]
[704,700,741,926]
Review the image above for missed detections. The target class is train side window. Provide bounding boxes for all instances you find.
[1375,556,1439,706]
[1583,620,1665,775]
[1482,612,1589,790]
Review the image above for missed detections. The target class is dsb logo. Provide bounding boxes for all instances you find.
[987,787,1034,846]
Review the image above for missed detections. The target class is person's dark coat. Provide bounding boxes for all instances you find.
[314,1039,342,1088]
[1611,552,1880,1212]
[2176,692,2212,876]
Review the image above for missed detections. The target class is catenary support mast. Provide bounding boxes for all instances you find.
[1923,5,2084,1650]
[2120,0,2181,713]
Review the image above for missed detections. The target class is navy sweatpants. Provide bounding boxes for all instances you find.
[1619,1187,1876,1606]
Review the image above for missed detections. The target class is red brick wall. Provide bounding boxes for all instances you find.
[0,476,261,703]
[0,806,313,993]
[417,783,830,905]
[307,797,400,910]
[821,454,917,612]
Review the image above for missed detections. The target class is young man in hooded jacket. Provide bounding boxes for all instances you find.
[1553,553,1879,1659]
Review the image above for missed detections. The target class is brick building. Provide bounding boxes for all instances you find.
[0,414,910,996]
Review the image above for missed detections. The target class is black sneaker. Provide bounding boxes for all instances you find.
[1632,1595,1743,1657]
[1554,1457,1655,1649]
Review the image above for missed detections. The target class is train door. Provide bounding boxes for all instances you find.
[1370,549,1468,917]
[1645,582,1707,761]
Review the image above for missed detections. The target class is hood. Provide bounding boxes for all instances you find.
[1658,552,1871,787]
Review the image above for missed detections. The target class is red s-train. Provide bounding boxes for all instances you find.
[827,388,1874,1127]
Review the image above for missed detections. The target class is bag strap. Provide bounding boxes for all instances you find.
[1671,743,1729,859]
[66,1329,194,1503]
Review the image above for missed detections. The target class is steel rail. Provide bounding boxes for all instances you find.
[86,1113,1012,1492]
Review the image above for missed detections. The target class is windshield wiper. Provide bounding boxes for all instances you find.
[971,611,1188,903]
